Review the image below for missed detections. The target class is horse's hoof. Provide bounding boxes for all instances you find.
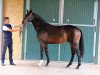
[66,63,71,68]
[45,61,50,66]
[38,64,41,67]
[66,65,69,68]
[75,66,79,69]
[75,64,81,69]
[38,60,43,66]
[45,63,49,66]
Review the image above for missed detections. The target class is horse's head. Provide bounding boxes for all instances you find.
[22,9,34,25]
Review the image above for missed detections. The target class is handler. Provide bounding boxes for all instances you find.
[1,17,21,66]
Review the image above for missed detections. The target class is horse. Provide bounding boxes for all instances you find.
[22,10,84,69]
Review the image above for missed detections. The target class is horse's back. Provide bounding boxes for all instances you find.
[64,25,79,30]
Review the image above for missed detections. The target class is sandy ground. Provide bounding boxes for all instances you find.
[0,60,100,75]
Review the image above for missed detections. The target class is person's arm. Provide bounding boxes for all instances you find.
[3,25,21,32]
[14,25,21,27]
[7,28,21,32]
[9,24,22,32]
[11,24,22,28]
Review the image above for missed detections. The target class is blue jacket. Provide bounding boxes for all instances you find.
[3,24,12,40]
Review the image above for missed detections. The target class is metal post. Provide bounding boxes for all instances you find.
[23,0,30,60]
[0,0,3,59]
[93,0,98,63]
[58,0,64,61]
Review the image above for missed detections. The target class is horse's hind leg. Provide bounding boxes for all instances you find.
[72,46,81,69]
[45,44,50,66]
[72,45,81,69]
[67,45,75,68]
[67,42,75,67]
[75,49,81,69]
[67,42,81,69]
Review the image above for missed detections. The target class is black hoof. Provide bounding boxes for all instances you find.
[45,60,50,66]
[45,63,49,66]
[66,65,70,68]
[66,63,72,68]
[75,66,79,69]
[75,64,81,69]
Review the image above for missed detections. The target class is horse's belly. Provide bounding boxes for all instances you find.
[47,38,61,44]
[47,35,67,44]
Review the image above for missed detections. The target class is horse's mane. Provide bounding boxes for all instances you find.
[33,12,49,25]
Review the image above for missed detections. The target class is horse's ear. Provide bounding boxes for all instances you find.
[26,9,29,13]
[30,9,32,12]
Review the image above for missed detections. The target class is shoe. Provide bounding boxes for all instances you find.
[10,62,16,65]
[1,63,5,66]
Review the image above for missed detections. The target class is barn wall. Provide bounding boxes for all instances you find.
[3,0,24,59]
[22,0,99,64]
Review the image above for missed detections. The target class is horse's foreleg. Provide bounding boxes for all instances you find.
[38,47,44,66]
[67,47,75,67]
[45,45,50,66]
[76,49,81,69]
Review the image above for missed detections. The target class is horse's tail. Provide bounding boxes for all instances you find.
[79,30,84,57]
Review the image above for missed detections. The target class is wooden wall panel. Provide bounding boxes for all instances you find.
[3,0,24,59]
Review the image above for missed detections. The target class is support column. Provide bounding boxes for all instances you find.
[58,0,64,61]
[0,0,3,59]
[23,0,30,60]
[93,0,98,63]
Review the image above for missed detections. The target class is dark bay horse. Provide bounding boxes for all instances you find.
[22,10,84,69]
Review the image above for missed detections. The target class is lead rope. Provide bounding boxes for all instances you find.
[19,24,23,42]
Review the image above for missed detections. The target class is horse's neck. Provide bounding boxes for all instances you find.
[31,18,46,32]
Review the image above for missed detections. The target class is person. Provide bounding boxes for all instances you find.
[1,17,21,66]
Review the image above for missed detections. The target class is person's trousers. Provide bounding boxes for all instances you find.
[1,39,13,63]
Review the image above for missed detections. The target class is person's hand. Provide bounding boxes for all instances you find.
[19,27,22,32]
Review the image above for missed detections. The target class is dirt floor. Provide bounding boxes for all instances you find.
[0,60,100,75]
